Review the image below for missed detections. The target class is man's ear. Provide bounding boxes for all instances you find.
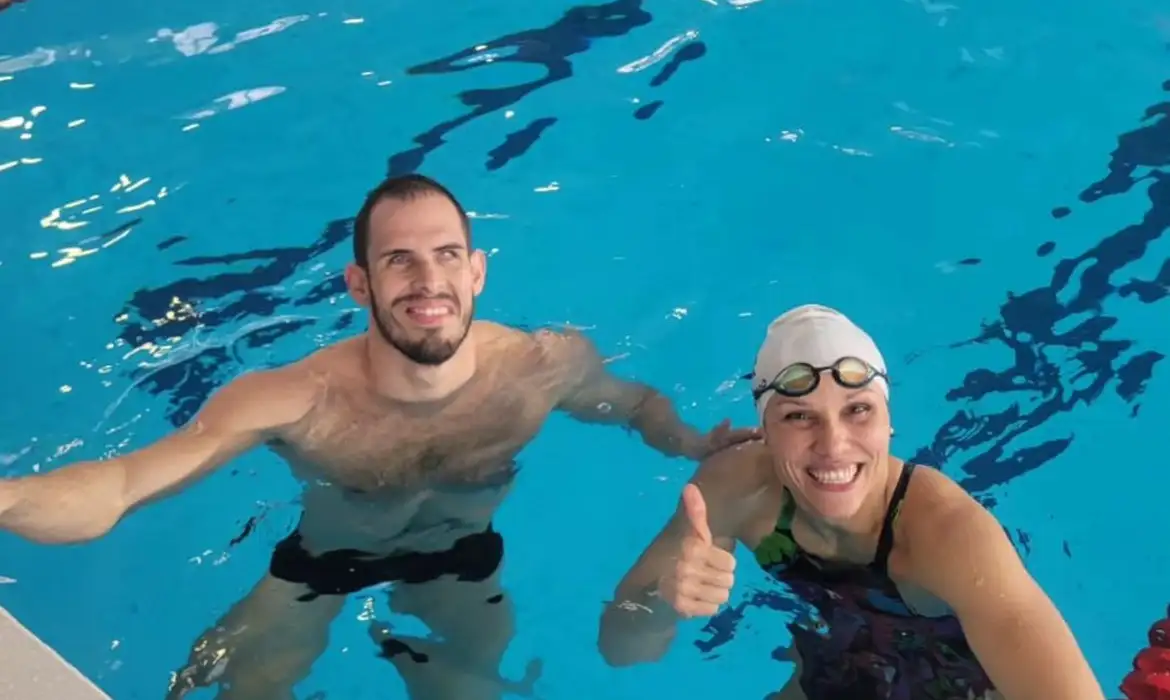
[344,263,372,307]
[470,248,487,296]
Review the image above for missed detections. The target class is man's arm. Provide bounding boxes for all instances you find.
[597,447,752,666]
[538,329,718,459]
[906,476,1104,700]
[0,368,315,544]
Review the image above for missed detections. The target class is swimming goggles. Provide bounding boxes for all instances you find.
[751,356,887,401]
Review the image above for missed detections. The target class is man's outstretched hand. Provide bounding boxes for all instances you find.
[0,0,28,12]
[688,419,759,460]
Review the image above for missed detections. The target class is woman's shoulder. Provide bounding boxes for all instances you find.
[692,438,773,493]
[900,460,980,518]
[895,459,1001,562]
[689,438,777,536]
[892,459,1041,623]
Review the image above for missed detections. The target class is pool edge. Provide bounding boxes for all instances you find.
[0,605,112,700]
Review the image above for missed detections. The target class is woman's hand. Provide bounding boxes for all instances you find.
[656,484,737,618]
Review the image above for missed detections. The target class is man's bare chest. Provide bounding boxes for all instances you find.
[274,383,559,491]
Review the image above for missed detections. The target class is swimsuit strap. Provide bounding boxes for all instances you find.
[776,489,797,531]
[872,461,916,574]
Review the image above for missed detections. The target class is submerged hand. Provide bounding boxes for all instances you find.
[657,484,736,618]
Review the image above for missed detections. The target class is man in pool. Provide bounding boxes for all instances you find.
[0,173,755,700]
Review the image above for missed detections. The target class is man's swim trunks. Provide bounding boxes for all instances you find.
[269,523,504,602]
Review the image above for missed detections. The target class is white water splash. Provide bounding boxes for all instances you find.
[182,86,286,120]
[617,30,699,74]
[155,15,309,57]
[0,47,57,74]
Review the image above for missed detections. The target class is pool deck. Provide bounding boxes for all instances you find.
[0,605,111,700]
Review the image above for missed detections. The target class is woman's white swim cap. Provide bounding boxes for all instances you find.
[752,304,888,421]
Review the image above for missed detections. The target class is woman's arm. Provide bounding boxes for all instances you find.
[904,473,1104,700]
[596,443,764,666]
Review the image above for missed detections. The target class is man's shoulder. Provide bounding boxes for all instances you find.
[215,346,336,417]
[472,323,597,393]
[473,320,564,340]
[222,364,321,404]
[526,323,598,358]
[474,321,587,356]
[473,320,528,341]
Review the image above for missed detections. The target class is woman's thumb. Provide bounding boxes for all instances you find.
[681,483,713,544]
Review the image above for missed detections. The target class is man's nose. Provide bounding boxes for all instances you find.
[411,261,442,293]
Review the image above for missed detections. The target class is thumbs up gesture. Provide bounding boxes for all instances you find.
[656,484,738,618]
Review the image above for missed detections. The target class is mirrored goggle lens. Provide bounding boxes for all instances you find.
[774,363,819,394]
[834,356,875,387]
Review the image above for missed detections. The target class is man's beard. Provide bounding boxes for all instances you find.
[369,290,474,366]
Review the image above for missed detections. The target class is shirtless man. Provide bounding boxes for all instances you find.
[0,174,753,700]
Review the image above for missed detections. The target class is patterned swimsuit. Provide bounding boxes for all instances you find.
[752,462,996,700]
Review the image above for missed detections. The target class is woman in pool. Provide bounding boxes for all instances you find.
[597,304,1104,699]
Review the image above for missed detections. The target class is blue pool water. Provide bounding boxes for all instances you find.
[2,0,1168,698]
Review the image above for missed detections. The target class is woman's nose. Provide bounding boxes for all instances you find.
[814,417,851,458]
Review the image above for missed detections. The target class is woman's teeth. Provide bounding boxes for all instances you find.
[807,465,860,485]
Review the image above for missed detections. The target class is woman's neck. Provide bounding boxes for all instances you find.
[797,454,901,555]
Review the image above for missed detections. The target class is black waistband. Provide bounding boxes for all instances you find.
[270,525,504,601]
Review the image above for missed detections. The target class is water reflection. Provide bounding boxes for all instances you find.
[0,13,310,76]
[181,86,285,121]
